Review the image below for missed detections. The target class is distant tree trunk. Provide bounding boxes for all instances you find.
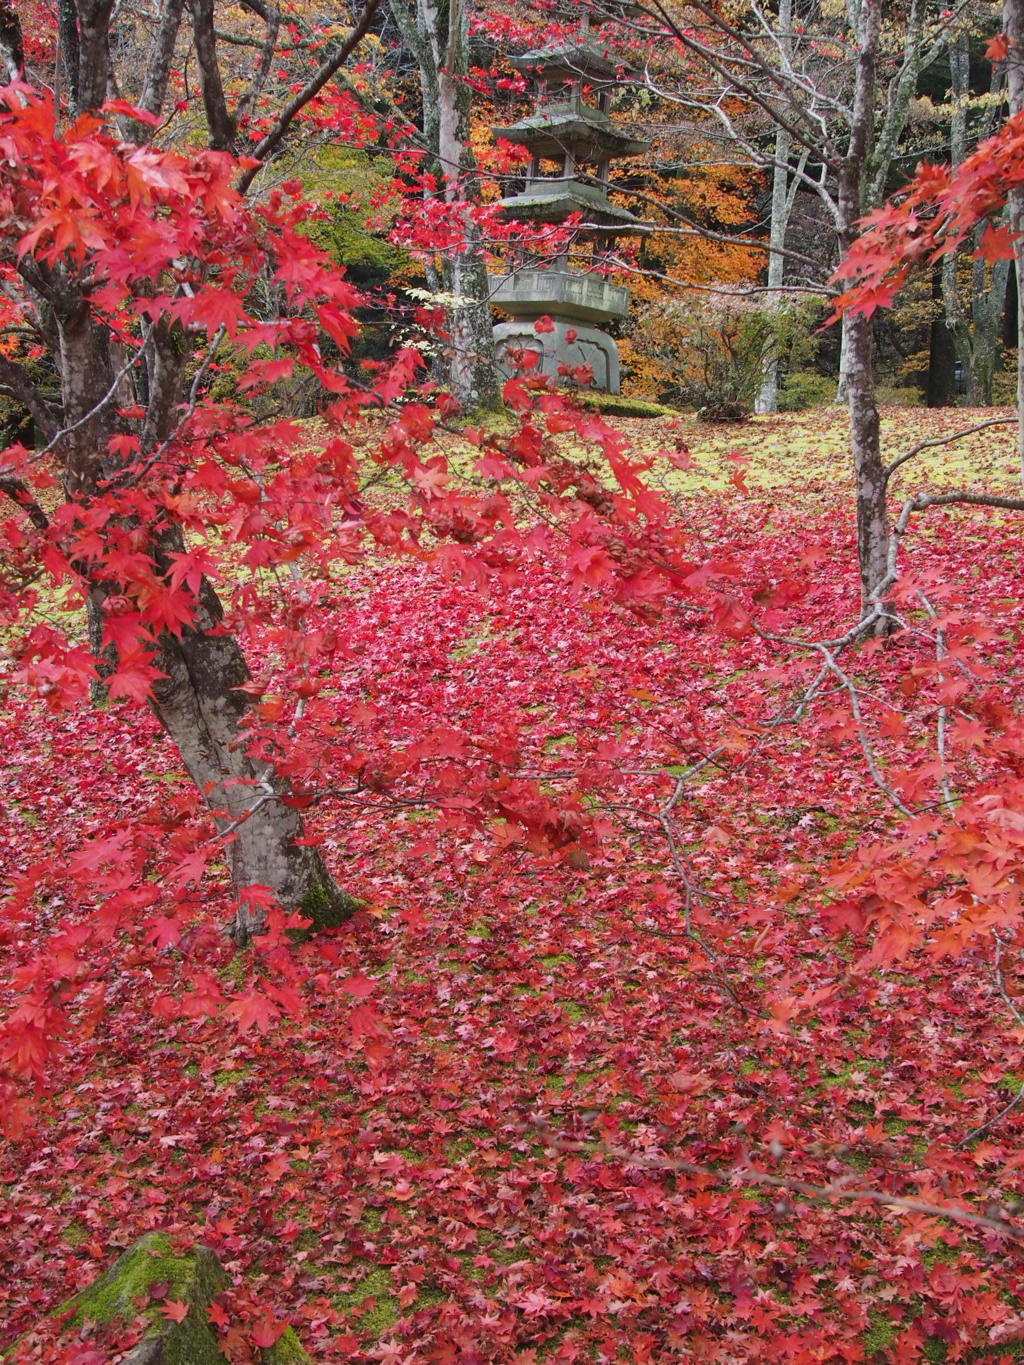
[1005,264,1018,351]
[755,0,792,416]
[940,32,973,400]
[756,126,791,415]
[394,0,501,413]
[941,29,1009,406]
[838,0,950,406]
[435,5,501,413]
[928,268,957,407]
[969,252,1011,404]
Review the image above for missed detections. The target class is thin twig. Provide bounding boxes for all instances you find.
[916,588,955,810]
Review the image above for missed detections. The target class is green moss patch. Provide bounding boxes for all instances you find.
[35,1233,311,1364]
[59,1232,229,1363]
[333,1266,398,1333]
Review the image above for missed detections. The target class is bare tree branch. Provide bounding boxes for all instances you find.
[885,417,1019,483]
[237,0,382,193]
[533,1122,1024,1244]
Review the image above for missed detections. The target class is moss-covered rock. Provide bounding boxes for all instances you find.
[21,1234,312,1364]
[576,390,682,419]
[49,1233,227,1364]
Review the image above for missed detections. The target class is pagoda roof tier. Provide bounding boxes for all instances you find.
[493,102,648,160]
[508,42,634,85]
[498,179,645,232]
[490,268,629,323]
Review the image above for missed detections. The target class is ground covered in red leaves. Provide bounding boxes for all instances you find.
[4,409,1024,1363]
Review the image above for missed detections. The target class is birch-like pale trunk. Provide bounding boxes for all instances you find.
[755,124,791,415]
[755,0,792,416]
[837,0,946,403]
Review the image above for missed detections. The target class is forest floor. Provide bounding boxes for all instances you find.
[4,405,1024,1363]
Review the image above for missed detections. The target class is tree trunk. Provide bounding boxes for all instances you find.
[844,310,888,615]
[147,550,357,946]
[3,0,384,952]
[56,0,80,111]
[441,215,502,414]
[840,0,890,627]
[402,0,501,414]
[75,0,114,113]
[756,123,791,415]
[837,0,948,407]
[53,287,355,946]
[969,252,1011,405]
[940,29,1009,407]
[939,31,973,400]
[135,0,185,128]
[433,0,502,413]
[928,268,957,407]
[0,0,23,79]
[756,0,793,416]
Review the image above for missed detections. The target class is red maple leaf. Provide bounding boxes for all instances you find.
[106,650,167,703]
[339,974,375,999]
[251,1316,287,1348]
[224,991,281,1035]
[143,915,182,950]
[974,223,1018,261]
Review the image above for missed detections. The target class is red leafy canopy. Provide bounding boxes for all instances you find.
[833,107,1024,317]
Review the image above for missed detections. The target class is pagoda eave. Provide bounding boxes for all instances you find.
[492,115,648,160]
[490,268,629,323]
[508,42,633,85]
[498,187,646,233]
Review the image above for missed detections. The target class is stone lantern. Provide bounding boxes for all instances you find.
[490,10,647,394]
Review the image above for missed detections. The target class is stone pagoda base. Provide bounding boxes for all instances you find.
[493,317,620,394]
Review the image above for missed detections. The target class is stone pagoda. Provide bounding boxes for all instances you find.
[490,9,647,394]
